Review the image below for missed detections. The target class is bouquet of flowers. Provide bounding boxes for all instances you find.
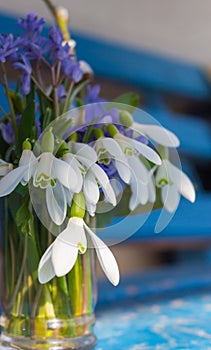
[0,1,195,348]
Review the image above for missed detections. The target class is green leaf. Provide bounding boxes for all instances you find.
[68,80,89,108]
[42,107,53,130]
[15,198,29,225]
[113,92,139,107]
[17,99,35,155]
[8,90,24,115]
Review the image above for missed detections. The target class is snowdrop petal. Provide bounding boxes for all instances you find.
[161,184,180,213]
[86,202,96,216]
[0,165,28,197]
[84,223,120,286]
[38,243,55,284]
[52,217,87,277]
[19,150,37,184]
[101,138,131,183]
[46,182,67,226]
[148,177,156,203]
[114,159,131,184]
[129,138,161,165]
[72,143,98,163]
[90,164,116,206]
[63,154,83,192]
[165,160,196,203]
[128,156,148,185]
[53,157,79,192]
[101,137,124,158]
[83,171,99,205]
[134,123,180,148]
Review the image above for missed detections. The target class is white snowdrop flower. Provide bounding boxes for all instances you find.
[128,157,156,211]
[38,216,120,286]
[156,159,195,212]
[133,122,180,148]
[0,150,81,226]
[0,150,37,197]
[67,142,116,216]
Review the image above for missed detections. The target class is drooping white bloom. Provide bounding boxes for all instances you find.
[156,159,196,212]
[94,135,161,187]
[66,142,117,216]
[38,217,120,286]
[114,133,161,165]
[0,159,13,176]
[0,150,81,225]
[133,122,180,148]
[128,157,156,210]
[0,150,37,196]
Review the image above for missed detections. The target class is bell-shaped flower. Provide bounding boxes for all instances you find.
[0,149,37,196]
[33,151,81,226]
[38,217,120,286]
[156,159,195,212]
[114,133,161,165]
[67,142,116,216]
[83,163,117,216]
[128,156,156,210]
[133,122,180,148]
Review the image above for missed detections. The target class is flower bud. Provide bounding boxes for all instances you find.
[70,192,85,218]
[107,124,118,138]
[22,139,32,150]
[119,110,133,128]
[41,128,54,153]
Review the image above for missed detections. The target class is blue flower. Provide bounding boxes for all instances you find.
[57,84,67,103]
[85,105,119,126]
[14,55,32,95]
[61,58,82,82]
[0,121,15,145]
[48,26,63,46]
[0,34,21,63]
[18,13,45,38]
[86,84,105,103]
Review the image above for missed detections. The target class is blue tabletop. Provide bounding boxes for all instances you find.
[95,263,211,349]
[95,292,211,350]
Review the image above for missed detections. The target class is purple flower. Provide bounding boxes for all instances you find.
[18,13,45,38]
[61,58,83,82]
[0,122,15,145]
[48,26,63,46]
[86,84,105,104]
[57,84,67,103]
[0,34,21,63]
[85,105,119,126]
[14,55,32,95]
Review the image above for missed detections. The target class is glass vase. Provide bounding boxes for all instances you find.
[0,192,97,350]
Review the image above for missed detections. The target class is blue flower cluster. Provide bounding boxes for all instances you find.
[0,12,83,95]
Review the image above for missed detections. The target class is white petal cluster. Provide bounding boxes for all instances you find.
[0,119,196,287]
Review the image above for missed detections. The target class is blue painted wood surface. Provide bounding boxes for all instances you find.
[95,263,211,349]
[0,11,210,99]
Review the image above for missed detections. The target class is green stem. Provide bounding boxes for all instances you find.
[62,81,74,114]
[52,66,59,118]
[8,232,15,295]
[8,234,28,309]
[1,63,18,145]
[31,75,53,102]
